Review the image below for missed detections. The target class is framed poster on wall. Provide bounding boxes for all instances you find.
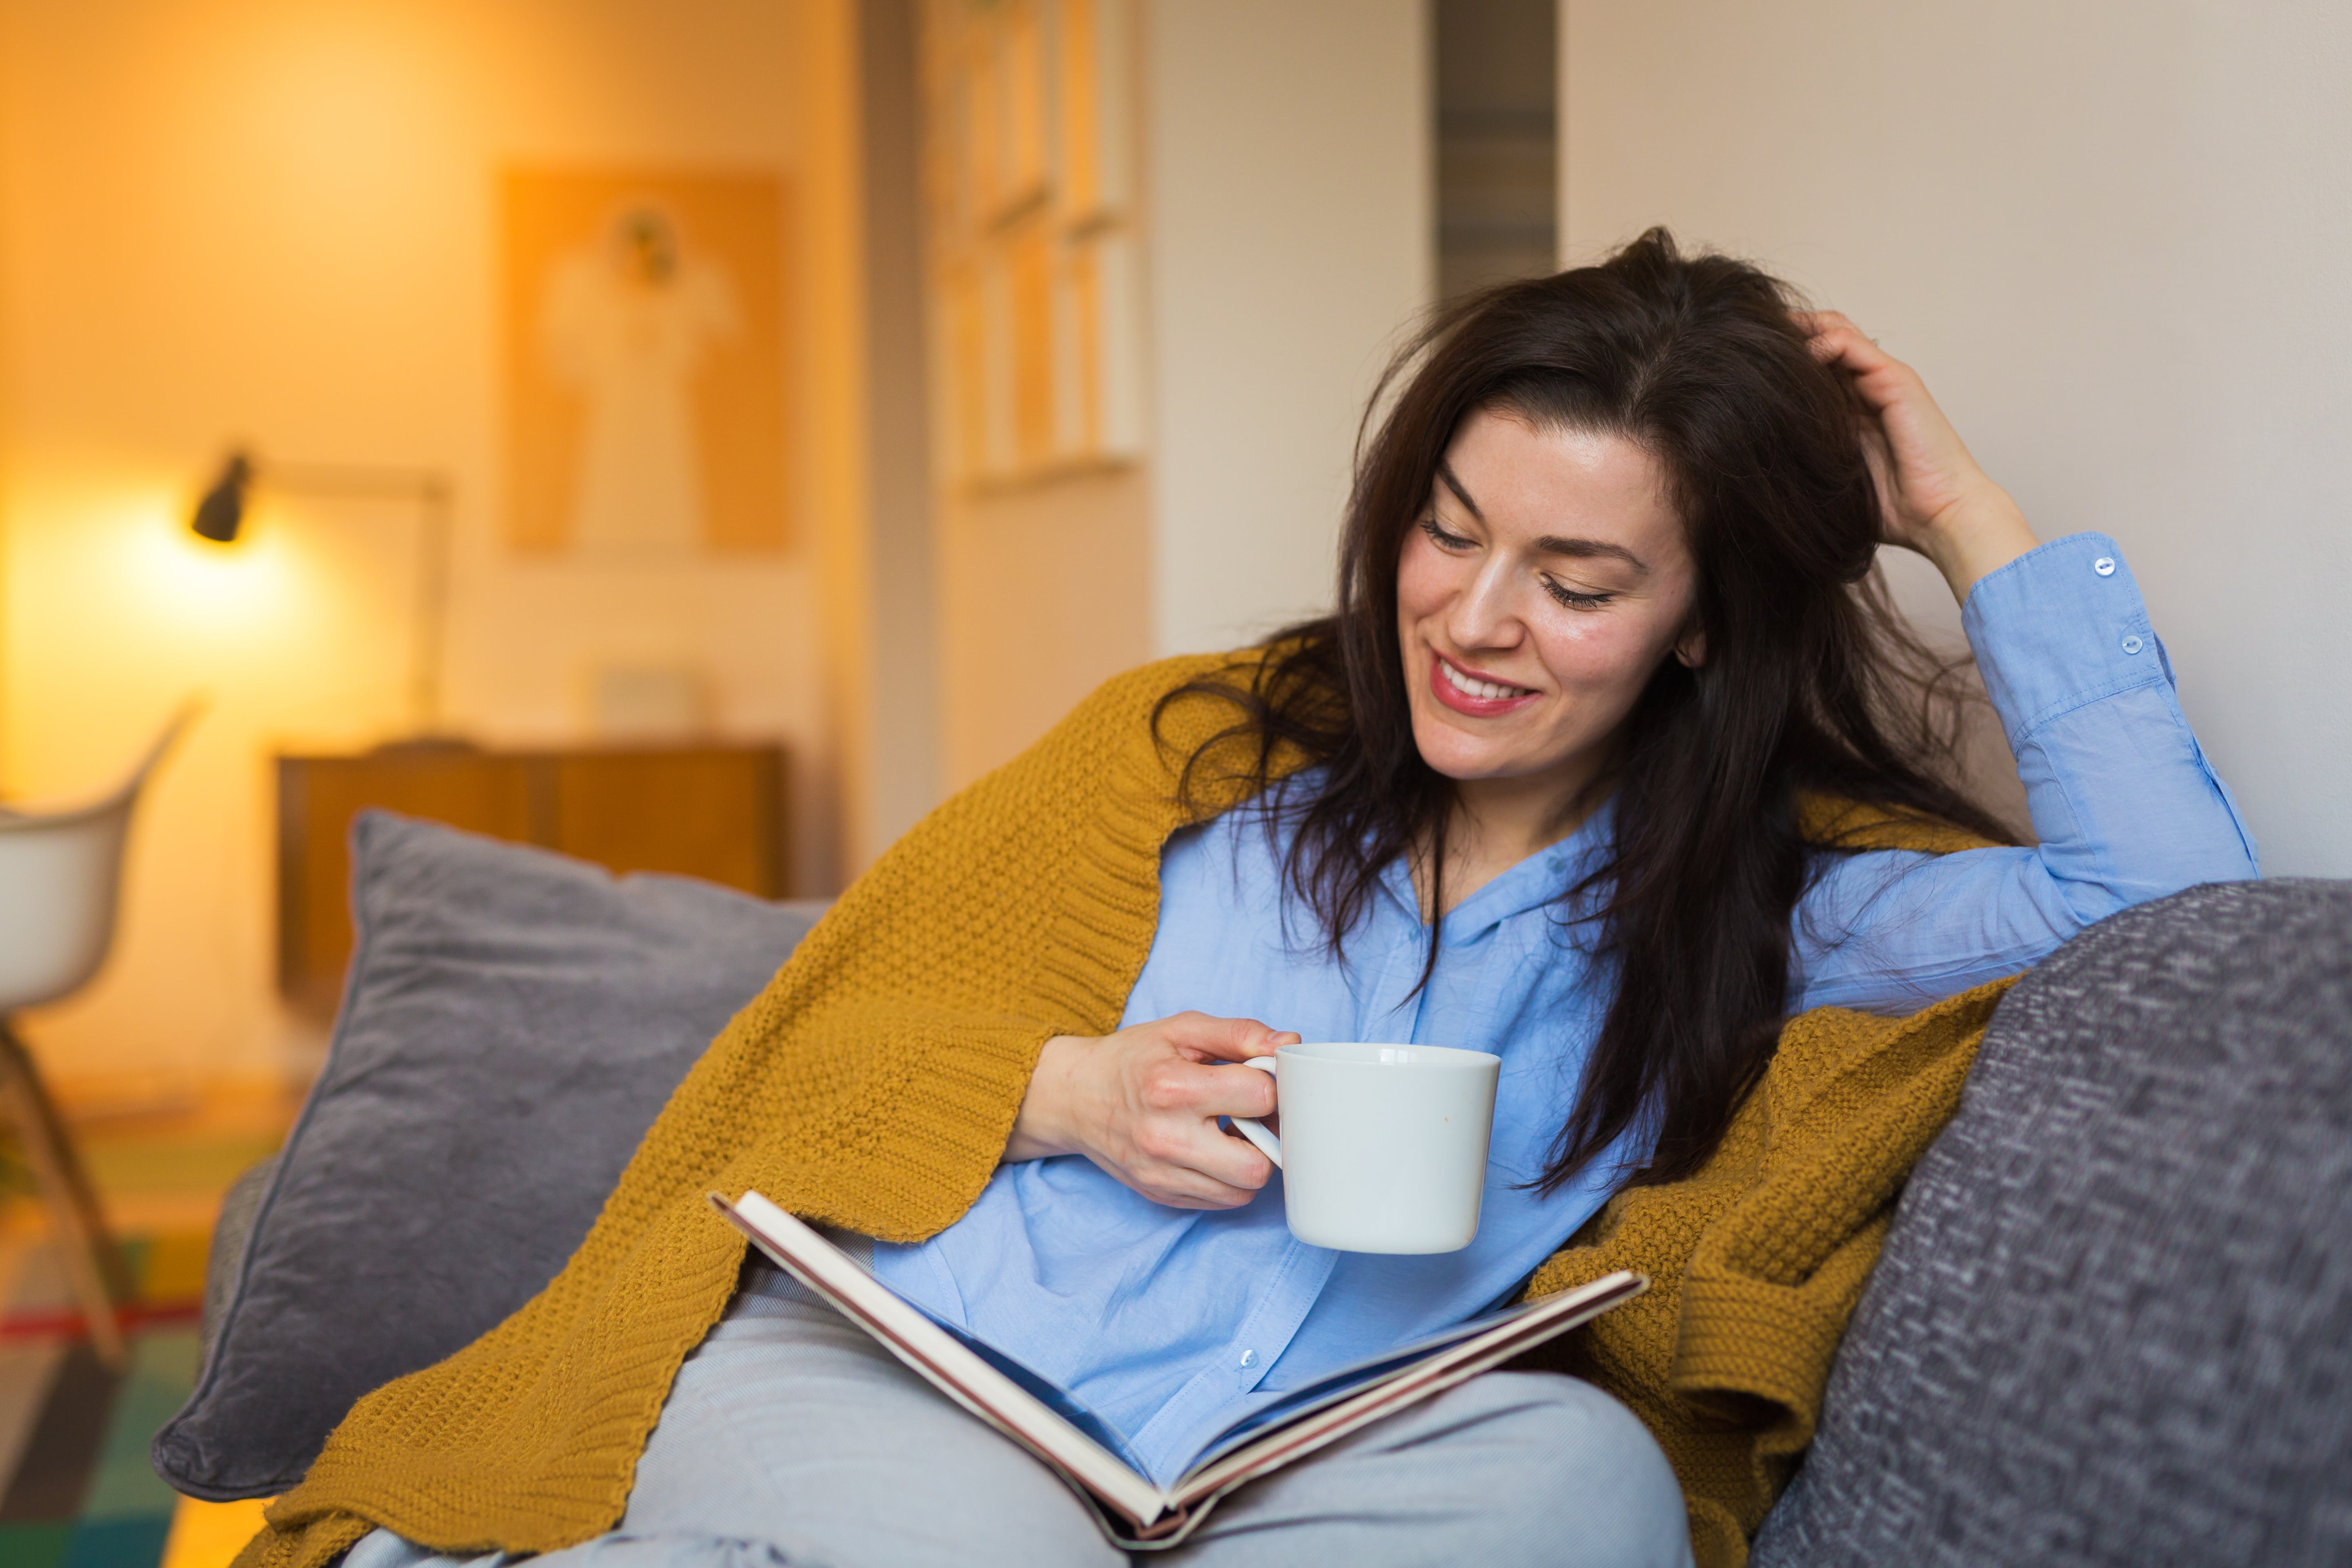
[501,168,794,555]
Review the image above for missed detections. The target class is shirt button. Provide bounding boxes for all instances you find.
[2121,635,2144,655]
[1238,1349,1258,1369]
[2094,556,2117,577]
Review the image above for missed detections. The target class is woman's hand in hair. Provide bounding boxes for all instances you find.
[1005,1012,1294,1209]
[1800,311,2040,602]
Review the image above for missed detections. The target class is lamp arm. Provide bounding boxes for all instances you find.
[414,481,452,735]
[265,463,454,735]
[266,463,444,501]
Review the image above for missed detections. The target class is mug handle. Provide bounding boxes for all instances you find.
[1228,1058,1282,1169]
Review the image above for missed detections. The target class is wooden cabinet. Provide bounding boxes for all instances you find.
[277,743,787,1013]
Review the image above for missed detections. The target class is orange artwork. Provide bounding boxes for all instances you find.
[501,168,793,555]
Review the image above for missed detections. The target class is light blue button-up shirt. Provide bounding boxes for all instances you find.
[873,533,2257,1486]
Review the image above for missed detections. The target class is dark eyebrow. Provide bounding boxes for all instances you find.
[1435,460,1482,520]
[1436,459,1650,573]
[1534,535,1650,574]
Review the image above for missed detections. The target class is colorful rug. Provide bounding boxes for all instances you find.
[0,1230,262,1568]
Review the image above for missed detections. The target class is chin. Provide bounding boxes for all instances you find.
[1408,713,1524,782]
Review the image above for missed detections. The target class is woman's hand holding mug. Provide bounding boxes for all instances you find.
[1229,1044,1500,1254]
[1006,1011,1294,1210]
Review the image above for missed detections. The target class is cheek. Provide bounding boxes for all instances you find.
[1395,536,1457,621]
[1530,610,1682,695]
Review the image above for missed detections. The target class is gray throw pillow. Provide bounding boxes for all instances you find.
[153,811,825,1501]
[1752,879,2352,1568]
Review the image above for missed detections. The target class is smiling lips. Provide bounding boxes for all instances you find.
[1429,652,1539,717]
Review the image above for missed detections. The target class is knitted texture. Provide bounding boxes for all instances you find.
[238,652,2001,1568]
[1521,980,2011,1568]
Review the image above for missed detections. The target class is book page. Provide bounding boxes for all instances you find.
[715,1190,1643,1551]
[713,1191,1174,1528]
[1169,1272,1646,1506]
[1181,1297,1552,1471]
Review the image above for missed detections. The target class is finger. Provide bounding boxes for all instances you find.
[1219,1061,1278,1118]
[1125,1089,1278,1194]
[1137,1056,1277,1120]
[1159,1012,1301,1064]
[1794,310,1870,362]
[1794,310,1887,364]
[1236,1023,1301,1059]
[1791,308,1855,338]
[1152,1188,1257,1212]
[1805,320,1892,373]
[1108,1150,1267,1209]
[1175,1123,1278,1194]
[1808,331,1921,419]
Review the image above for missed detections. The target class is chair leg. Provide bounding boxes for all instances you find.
[0,1022,128,1370]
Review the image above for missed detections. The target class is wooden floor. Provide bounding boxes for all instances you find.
[0,1082,298,1568]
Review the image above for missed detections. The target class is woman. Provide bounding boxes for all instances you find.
[299,232,2254,1568]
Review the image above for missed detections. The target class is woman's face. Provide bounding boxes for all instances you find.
[1396,407,1702,799]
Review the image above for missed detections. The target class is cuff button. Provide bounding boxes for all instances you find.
[2094,556,2117,576]
[2121,634,2145,655]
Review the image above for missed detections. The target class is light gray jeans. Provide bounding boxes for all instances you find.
[345,1262,1693,1568]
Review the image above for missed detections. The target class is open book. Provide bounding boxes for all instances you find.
[710,1190,1646,1550]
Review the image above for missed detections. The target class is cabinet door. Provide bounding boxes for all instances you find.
[278,745,787,1013]
[548,749,785,898]
[277,753,535,1011]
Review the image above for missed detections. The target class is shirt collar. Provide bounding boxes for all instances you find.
[1376,797,1616,944]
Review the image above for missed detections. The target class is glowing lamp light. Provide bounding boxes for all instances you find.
[187,448,459,741]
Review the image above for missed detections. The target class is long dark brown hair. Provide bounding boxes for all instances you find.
[1157,228,2012,1192]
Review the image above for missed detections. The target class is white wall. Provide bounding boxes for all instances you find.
[1564,0,2352,875]
[1143,0,1433,655]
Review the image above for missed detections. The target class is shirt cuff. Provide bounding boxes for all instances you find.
[1961,532,2167,752]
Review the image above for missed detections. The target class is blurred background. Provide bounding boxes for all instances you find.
[0,1,2344,1559]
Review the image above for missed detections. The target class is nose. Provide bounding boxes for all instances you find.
[1446,554,1525,654]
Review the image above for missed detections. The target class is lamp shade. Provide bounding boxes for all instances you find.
[192,452,255,542]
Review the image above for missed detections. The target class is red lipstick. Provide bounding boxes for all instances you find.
[1428,651,1539,717]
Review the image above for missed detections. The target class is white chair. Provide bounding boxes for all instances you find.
[0,704,196,1369]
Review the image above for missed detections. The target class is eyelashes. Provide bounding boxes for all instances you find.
[1419,517,1472,550]
[1541,581,1615,611]
[1418,518,1618,611]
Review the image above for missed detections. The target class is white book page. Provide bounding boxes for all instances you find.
[715,1190,1646,1548]
[1179,1290,1587,1471]
[713,1191,1174,1528]
[1169,1271,1647,1507]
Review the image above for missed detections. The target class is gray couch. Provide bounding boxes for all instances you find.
[165,815,2352,1564]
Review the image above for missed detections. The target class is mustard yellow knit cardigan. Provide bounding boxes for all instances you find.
[240,650,2009,1568]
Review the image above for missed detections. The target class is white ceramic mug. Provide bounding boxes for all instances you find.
[1229,1042,1501,1254]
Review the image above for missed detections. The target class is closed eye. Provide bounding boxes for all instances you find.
[1540,577,1615,611]
[1419,517,1474,551]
